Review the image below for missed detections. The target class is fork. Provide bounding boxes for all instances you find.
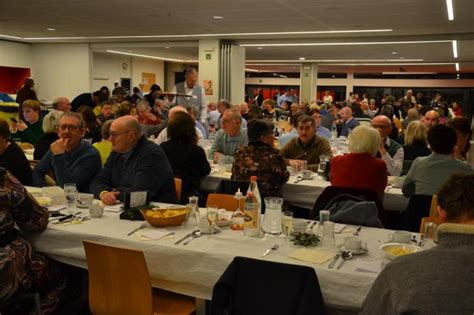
[127,222,147,236]
[353,226,362,236]
[262,244,279,257]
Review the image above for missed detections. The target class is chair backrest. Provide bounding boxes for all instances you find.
[174,178,182,203]
[211,256,325,315]
[206,193,240,211]
[311,185,385,225]
[83,241,153,315]
[429,194,439,217]
[403,194,433,232]
[419,216,442,234]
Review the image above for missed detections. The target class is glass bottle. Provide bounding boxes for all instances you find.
[230,189,245,231]
[243,176,261,237]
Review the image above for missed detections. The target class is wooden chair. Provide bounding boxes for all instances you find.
[419,216,442,234]
[18,142,34,150]
[174,178,182,203]
[206,193,240,212]
[429,194,439,218]
[83,240,195,315]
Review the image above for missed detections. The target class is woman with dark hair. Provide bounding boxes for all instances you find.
[161,112,210,203]
[77,105,101,143]
[447,116,472,162]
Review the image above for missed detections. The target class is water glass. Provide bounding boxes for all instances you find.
[317,210,330,237]
[186,196,199,228]
[207,206,218,239]
[317,155,330,179]
[64,183,77,214]
[423,222,438,248]
[321,221,336,250]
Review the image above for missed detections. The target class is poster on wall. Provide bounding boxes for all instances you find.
[204,80,213,95]
[141,73,156,93]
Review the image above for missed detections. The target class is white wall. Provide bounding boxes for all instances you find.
[92,52,131,92]
[0,40,32,69]
[32,43,91,101]
[165,62,184,91]
[199,39,220,103]
[131,57,164,92]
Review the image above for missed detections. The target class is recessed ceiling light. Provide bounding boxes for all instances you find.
[213,16,224,19]
[165,46,170,49]
[452,40,458,58]
[257,47,263,50]
[241,39,451,47]
[400,56,405,59]
[392,51,398,55]
[332,75,336,78]
[446,0,454,21]
[299,57,306,60]
[46,28,55,31]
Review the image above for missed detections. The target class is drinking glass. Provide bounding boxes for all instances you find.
[64,183,77,214]
[423,222,438,248]
[321,221,336,250]
[317,155,330,179]
[186,196,199,228]
[207,206,218,239]
[317,210,330,238]
[282,211,293,242]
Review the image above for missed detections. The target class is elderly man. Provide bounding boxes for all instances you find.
[371,115,404,176]
[360,173,474,315]
[281,115,332,171]
[51,97,71,113]
[33,112,102,192]
[421,109,439,129]
[96,102,114,125]
[209,108,248,164]
[154,106,204,145]
[336,107,360,137]
[172,68,207,125]
[90,115,177,205]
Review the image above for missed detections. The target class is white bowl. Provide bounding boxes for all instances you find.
[380,243,421,260]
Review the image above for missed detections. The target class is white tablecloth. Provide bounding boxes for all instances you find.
[26,208,407,311]
[202,171,408,212]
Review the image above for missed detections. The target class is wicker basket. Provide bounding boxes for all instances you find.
[140,208,189,228]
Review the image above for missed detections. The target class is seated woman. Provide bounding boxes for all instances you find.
[77,105,102,143]
[261,99,279,121]
[402,120,431,168]
[0,169,65,313]
[34,110,62,160]
[330,125,388,196]
[232,119,289,198]
[12,99,44,146]
[137,101,161,126]
[0,119,32,185]
[161,112,211,203]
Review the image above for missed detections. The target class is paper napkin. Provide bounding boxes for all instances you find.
[138,230,175,241]
[104,204,123,212]
[354,260,383,273]
[288,249,335,264]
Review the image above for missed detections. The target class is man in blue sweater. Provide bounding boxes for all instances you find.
[33,112,101,192]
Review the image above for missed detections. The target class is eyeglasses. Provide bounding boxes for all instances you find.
[109,130,133,139]
[58,124,80,131]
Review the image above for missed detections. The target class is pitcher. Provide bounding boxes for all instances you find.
[261,197,283,236]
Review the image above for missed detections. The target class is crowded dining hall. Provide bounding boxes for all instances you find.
[1,0,474,314]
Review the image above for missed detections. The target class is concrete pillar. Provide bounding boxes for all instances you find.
[300,63,318,103]
[346,71,354,100]
[198,39,220,103]
[229,45,245,105]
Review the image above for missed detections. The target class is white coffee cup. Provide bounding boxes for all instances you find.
[343,236,367,251]
[301,170,312,179]
[89,204,104,218]
[389,230,412,243]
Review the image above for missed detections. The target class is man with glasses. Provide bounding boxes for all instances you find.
[32,112,101,192]
[371,115,404,176]
[90,115,177,205]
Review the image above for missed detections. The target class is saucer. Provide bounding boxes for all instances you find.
[337,243,368,255]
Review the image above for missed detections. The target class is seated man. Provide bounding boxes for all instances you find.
[278,112,303,149]
[232,119,289,198]
[309,108,331,140]
[33,112,101,192]
[281,115,332,171]
[209,108,248,164]
[372,115,404,176]
[90,115,177,205]
[421,109,439,130]
[336,106,359,137]
[154,106,204,145]
[402,124,472,197]
[360,173,474,314]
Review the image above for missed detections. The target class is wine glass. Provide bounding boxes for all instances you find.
[282,211,293,242]
[207,206,218,239]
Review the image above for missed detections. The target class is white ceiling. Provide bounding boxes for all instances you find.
[1,0,474,72]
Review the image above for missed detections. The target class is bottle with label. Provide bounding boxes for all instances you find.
[243,176,261,237]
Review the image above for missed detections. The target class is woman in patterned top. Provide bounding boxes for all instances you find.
[0,169,65,314]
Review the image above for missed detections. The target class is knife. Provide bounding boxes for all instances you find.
[328,253,341,269]
[174,230,197,245]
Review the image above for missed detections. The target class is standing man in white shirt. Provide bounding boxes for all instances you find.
[172,68,207,126]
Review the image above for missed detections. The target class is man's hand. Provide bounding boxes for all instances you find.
[101,191,120,205]
[50,138,69,155]
[213,152,224,164]
[288,159,305,172]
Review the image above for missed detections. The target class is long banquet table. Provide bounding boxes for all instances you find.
[26,206,409,312]
[202,170,409,212]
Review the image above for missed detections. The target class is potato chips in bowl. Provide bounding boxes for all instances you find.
[140,207,189,227]
[380,243,421,260]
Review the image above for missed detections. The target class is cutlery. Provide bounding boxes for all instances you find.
[328,253,341,269]
[127,222,147,236]
[174,229,199,245]
[337,250,353,269]
[262,244,279,257]
[183,229,202,245]
[353,226,362,236]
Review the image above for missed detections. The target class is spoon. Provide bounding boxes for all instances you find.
[262,244,280,257]
[183,229,202,245]
[336,250,353,269]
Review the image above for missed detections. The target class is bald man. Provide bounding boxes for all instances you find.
[90,115,177,205]
[52,97,71,112]
[371,115,404,176]
[154,106,204,145]
[421,110,439,129]
[337,107,360,137]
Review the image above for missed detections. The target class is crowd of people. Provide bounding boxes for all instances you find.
[1,72,473,314]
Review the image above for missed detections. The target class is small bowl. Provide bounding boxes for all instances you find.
[380,243,421,260]
[140,207,189,228]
